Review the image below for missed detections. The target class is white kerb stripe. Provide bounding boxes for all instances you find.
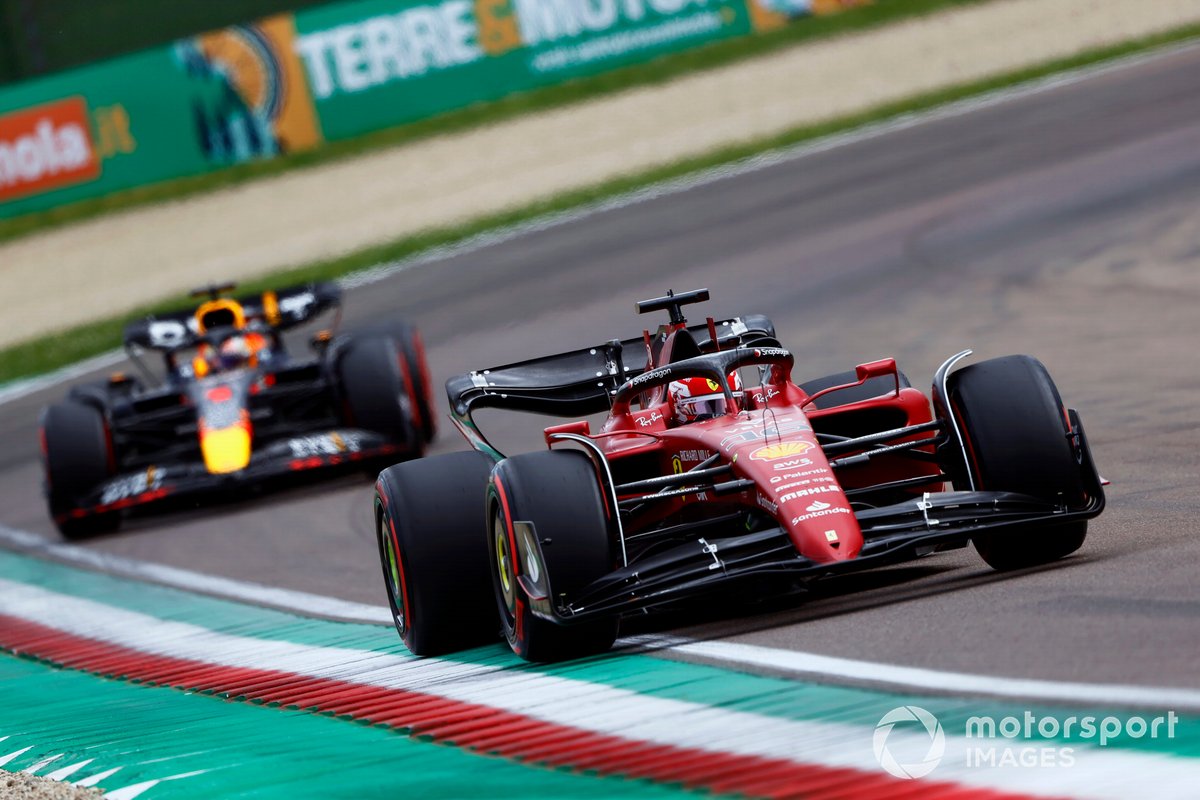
[0,524,391,624]
[637,636,1200,712]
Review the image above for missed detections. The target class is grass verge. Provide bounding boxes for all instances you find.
[0,0,991,244]
[2,22,1198,386]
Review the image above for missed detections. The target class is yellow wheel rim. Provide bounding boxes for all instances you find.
[494,517,516,617]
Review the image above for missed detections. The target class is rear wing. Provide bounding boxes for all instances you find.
[446,314,777,421]
[123,282,340,351]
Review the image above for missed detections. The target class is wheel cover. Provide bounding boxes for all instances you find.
[493,514,516,619]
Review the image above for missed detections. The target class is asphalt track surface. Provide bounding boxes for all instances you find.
[3,45,1199,690]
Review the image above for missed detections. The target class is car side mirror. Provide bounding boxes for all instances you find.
[855,358,897,381]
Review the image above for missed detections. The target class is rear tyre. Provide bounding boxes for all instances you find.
[337,336,422,465]
[947,355,1087,570]
[488,450,618,662]
[41,402,120,539]
[393,323,436,445]
[375,451,497,656]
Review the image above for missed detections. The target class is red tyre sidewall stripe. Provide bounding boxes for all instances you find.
[491,476,525,646]
[395,347,423,436]
[376,489,413,637]
[386,513,413,636]
[38,425,51,490]
[412,330,432,407]
[102,416,117,475]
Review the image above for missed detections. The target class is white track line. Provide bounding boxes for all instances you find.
[627,635,1200,712]
[2,39,1197,407]
[0,524,390,624]
[339,39,1200,288]
[0,350,124,406]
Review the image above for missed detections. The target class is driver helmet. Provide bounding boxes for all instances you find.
[669,372,743,424]
[217,336,255,370]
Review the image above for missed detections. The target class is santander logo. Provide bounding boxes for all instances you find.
[0,97,100,202]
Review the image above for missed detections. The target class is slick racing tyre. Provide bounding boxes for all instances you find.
[393,323,437,445]
[375,451,497,656]
[41,402,121,539]
[337,336,422,462]
[488,450,618,662]
[946,355,1088,570]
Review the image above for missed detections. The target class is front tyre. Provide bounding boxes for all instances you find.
[41,402,120,539]
[488,450,618,662]
[947,355,1088,570]
[375,450,497,656]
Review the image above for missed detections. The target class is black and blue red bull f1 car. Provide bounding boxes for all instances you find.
[40,281,434,538]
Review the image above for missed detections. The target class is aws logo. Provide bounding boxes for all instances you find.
[771,457,813,471]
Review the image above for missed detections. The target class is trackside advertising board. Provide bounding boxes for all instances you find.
[0,15,321,218]
[0,0,864,218]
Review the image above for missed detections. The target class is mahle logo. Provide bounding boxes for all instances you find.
[873,706,945,779]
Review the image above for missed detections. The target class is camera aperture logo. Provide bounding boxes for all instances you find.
[873,705,945,779]
[874,706,1179,778]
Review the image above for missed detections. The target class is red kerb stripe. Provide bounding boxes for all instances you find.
[0,614,1035,800]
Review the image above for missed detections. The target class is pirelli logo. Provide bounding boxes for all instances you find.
[0,97,101,203]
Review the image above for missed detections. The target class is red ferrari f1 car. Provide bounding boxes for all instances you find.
[376,289,1105,661]
[41,281,434,538]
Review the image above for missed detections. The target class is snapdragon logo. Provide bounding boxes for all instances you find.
[873,706,945,779]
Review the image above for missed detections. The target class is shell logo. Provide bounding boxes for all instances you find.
[749,441,814,461]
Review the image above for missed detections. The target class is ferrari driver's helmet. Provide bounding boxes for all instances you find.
[194,298,246,334]
[669,372,743,424]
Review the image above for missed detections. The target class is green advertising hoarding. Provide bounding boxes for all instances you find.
[293,0,757,141]
[0,13,322,218]
[0,49,205,218]
[0,0,860,219]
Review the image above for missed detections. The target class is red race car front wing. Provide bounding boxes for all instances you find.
[515,486,1106,624]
